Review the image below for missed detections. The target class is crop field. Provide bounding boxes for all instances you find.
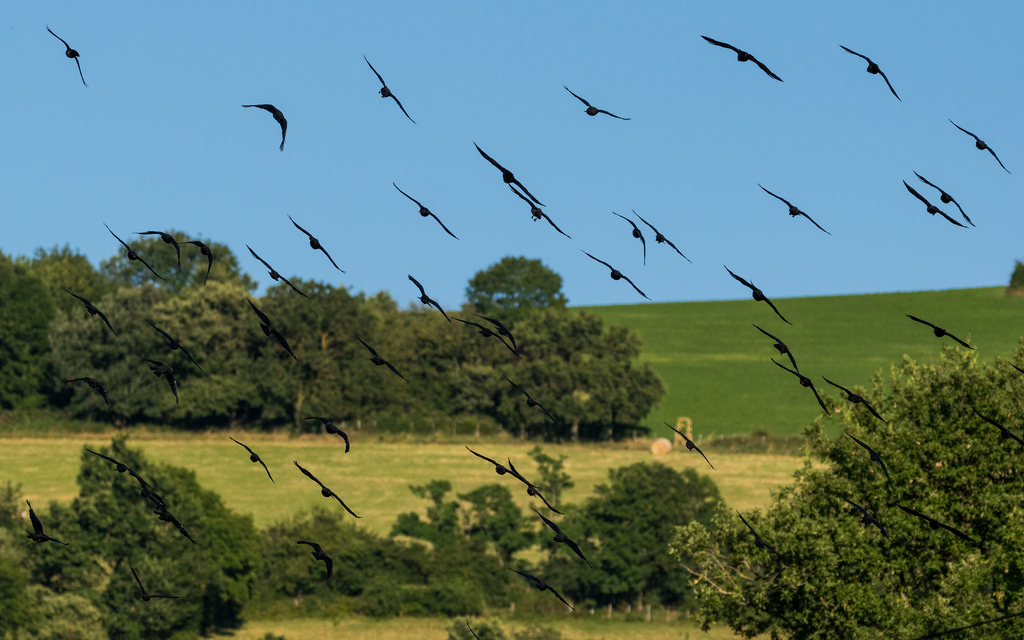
[584,286,1024,437]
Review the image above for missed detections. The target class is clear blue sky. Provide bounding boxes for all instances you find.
[4,2,1021,309]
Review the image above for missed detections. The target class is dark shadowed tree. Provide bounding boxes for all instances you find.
[465,256,567,323]
[0,252,55,410]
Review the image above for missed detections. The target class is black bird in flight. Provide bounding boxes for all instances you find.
[753,324,799,372]
[130,566,179,601]
[106,224,165,280]
[563,85,630,120]
[736,510,779,558]
[612,212,647,264]
[773,359,830,416]
[474,314,518,353]
[47,26,87,87]
[85,448,150,488]
[971,406,1024,446]
[66,377,112,412]
[666,422,715,469]
[897,504,978,545]
[246,298,298,360]
[353,334,406,381]
[949,120,1010,173]
[506,459,563,514]
[632,210,690,262]
[293,461,360,518]
[466,446,513,476]
[475,143,544,206]
[63,289,117,335]
[466,621,482,640]
[153,505,196,544]
[305,416,351,452]
[146,320,201,370]
[505,377,555,421]
[296,540,333,580]
[845,432,890,482]
[289,216,344,272]
[182,240,213,285]
[758,185,830,235]
[455,318,519,356]
[534,508,590,566]
[822,377,886,423]
[364,56,415,123]
[230,437,274,482]
[26,500,68,545]
[840,496,890,541]
[246,245,308,297]
[914,172,973,227]
[508,185,570,238]
[583,251,649,300]
[139,356,179,404]
[839,45,900,101]
[509,569,573,610]
[701,36,783,81]
[408,275,451,322]
[137,231,182,272]
[242,104,287,151]
[725,266,790,324]
[393,183,459,239]
[903,182,967,228]
[906,315,973,349]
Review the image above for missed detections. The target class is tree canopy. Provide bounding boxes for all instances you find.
[465,256,567,323]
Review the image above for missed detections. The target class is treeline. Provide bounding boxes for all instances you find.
[0,437,721,638]
[0,240,663,439]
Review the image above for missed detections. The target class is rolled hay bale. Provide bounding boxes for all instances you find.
[651,437,672,456]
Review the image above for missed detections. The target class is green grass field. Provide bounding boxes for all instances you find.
[583,286,1024,437]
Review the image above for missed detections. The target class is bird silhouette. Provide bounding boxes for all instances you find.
[632,211,691,262]
[903,181,967,228]
[153,505,196,544]
[475,143,544,206]
[242,104,287,150]
[130,566,179,600]
[506,459,563,514]
[466,446,512,476]
[63,289,117,335]
[293,461,360,518]
[845,432,890,482]
[822,377,886,423]
[736,510,779,558]
[840,496,890,541]
[563,85,630,120]
[505,377,555,421]
[839,45,900,101]
[914,172,973,227]
[66,377,112,412]
[296,540,333,579]
[182,240,213,284]
[364,56,415,123]
[702,36,783,81]
[906,315,973,349]
[466,621,482,640]
[949,120,1010,173]
[246,245,307,297]
[508,185,570,238]
[353,334,406,380]
[534,508,590,566]
[509,569,573,610]
[758,185,830,235]
[473,314,518,353]
[139,356,179,404]
[146,320,201,370]
[970,406,1024,446]
[455,318,519,356]
[106,224,165,280]
[289,216,344,272]
[246,298,298,360]
[305,416,350,452]
[137,231,182,271]
[897,504,978,545]
[25,500,68,545]
[230,437,274,482]
[725,266,790,324]
[753,324,799,372]
[408,275,451,322]
[612,212,647,263]
[47,27,87,87]
[666,422,715,469]
[85,448,151,488]
[583,251,649,300]
[393,183,459,239]
[773,359,830,416]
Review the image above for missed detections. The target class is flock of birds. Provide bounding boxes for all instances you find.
[26,22,1018,637]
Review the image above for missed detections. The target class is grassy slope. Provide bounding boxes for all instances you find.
[582,286,1024,437]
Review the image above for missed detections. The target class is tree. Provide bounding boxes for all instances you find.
[526,446,574,511]
[465,256,567,323]
[99,232,256,293]
[457,484,533,565]
[19,245,114,316]
[672,346,1024,640]
[1007,260,1024,297]
[0,252,55,410]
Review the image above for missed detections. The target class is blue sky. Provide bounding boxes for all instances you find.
[4,2,1021,309]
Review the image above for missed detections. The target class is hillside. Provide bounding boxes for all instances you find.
[582,286,1024,437]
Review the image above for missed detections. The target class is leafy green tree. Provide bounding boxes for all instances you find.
[458,484,533,565]
[1007,260,1024,296]
[672,346,1024,640]
[0,252,55,409]
[526,446,574,511]
[391,480,460,547]
[465,256,567,323]
[0,528,33,636]
[100,232,255,293]
[18,586,106,640]
[19,245,114,316]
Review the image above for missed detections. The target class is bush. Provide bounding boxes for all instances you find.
[1008,260,1024,296]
